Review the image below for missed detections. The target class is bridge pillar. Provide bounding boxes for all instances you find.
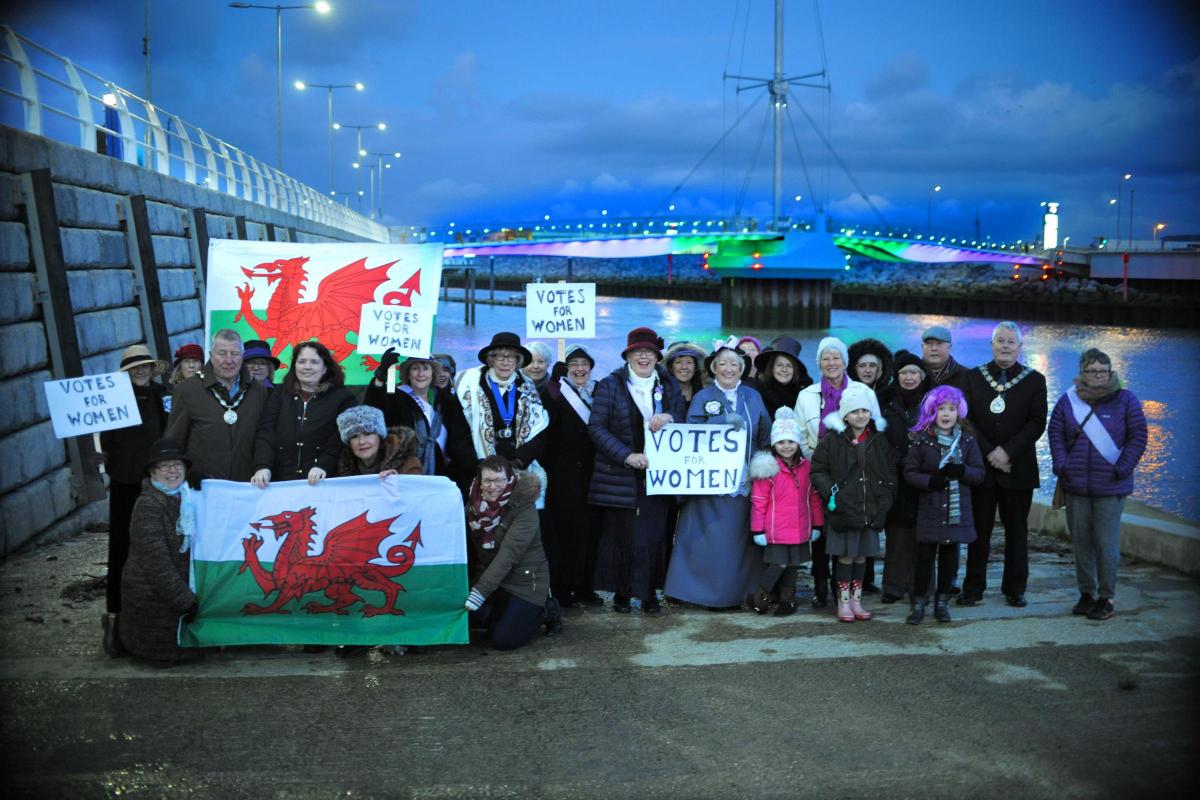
[721,277,832,330]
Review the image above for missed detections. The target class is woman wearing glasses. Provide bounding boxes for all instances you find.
[1048,348,1147,621]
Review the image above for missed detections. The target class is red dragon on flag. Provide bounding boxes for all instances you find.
[232,255,423,363]
[238,505,423,617]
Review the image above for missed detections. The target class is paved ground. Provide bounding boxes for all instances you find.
[1,528,1197,799]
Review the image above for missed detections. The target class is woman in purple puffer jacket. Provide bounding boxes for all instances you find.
[1048,348,1148,622]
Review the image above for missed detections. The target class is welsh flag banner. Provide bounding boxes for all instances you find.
[204,240,444,385]
[182,475,468,647]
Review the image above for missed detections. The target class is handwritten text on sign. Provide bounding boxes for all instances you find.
[43,371,142,438]
[356,304,436,357]
[525,283,595,338]
[644,423,747,495]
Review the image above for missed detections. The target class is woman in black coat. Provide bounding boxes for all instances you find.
[753,335,813,416]
[878,350,929,603]
[250,341,356,487]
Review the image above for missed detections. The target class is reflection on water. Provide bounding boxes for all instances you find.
[434,298,1200,521]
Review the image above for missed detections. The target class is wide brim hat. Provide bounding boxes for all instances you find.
[397,355,444,385]
[704,345,753,379]
[242,339,282,369]
[172,343,204,366]
[753,335,803,373]
[621,327,665,360]
[664,341,706,367]
[563,343,596,367]
[144,438,191,471]
[119,344,167,375]
[478,331,532,366]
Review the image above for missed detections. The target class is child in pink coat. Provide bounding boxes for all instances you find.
[748,408,825,616]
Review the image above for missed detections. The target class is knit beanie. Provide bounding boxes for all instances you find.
[821,382,886,433]
[892,349,926,378]
[770,407,801,445]
[815,336,850,370]
[337,405,387,444]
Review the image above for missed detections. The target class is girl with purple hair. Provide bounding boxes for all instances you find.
[902,386,986,625]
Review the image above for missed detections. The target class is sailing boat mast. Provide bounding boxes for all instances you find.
[771,0,786,229]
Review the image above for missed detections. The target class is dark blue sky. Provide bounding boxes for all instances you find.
[6,0,1198,243]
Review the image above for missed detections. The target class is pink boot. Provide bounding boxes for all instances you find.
[850,579,872,620]
[837,581,854,622]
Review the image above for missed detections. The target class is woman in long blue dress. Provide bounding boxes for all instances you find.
[665,339,772,609]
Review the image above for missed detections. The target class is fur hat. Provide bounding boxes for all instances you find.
[815,336,850,370]
[770,407,801,446]
[848,338,893,389]
[822,382,887,433]
[337,405,387,444]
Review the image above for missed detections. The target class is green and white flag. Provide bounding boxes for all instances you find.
[182,475,468,647]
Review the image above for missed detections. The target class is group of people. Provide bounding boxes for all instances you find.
[98,319,1148,665]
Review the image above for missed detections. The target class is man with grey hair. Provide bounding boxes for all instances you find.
[164,328,269,482]
[960,321,1047,607]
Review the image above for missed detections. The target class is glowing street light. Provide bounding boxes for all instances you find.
[927,184,942,234]
[1153,222,1166,243]
[362,151,401,221]
[229,2,332,170]
[1115,172,1132,248]
[295,79,363,193]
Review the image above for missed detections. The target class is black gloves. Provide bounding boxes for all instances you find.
[927,474,948,490]
[181,602,199,624]
[374,347,400,382]
[185,468,204,490]
[940,462,966,479]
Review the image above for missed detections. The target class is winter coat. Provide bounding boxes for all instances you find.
[469,471,551,606]
[1048,388,1147,498]
[879,387,924,523]
[587,364,686,509]
[794,377,883,458]
[755,377,802,418]
[118,480,196,663]
[963,361,1048,490]
[749,451,824,544]
[253,383,356,480]
[335,427,424,477]
[101,381,170,483]
[903,427,987,544]
[810,427,897,532]
[541,378,597,525]
[363,381,476,483]
[163,365,269,481]
[929,356,969,393]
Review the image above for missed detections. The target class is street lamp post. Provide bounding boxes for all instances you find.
[295,80,363,194]
[229,1,332,170]
[927,184,941,235]
[352,161,378,219]
[333,121,386,171]
[1153,222,1166,245]
[362,151,401,221]
[1115,172,1131,248]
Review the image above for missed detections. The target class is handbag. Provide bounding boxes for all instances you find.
[1053,407,1096,509]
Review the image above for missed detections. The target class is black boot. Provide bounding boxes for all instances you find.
[934,594,951,623]
[543,597,563,635]
[906,599,927,625]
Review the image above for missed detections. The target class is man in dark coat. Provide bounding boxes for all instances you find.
[960,321,1048,607]
[921,325,968,393]
[164,329,268,482]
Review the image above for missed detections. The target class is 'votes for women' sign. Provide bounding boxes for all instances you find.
[525,283,595,338]
[43,371,141,438]
[643,423,748,495]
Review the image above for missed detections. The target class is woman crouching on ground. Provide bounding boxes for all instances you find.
[464,455,560,650]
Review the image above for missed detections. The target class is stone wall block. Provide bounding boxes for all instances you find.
[53,184,120,229]
[0,467,73,555]
[73,307,143,357]
[169,329,205,355]
[67,269,134,312]
[0,322,49,378]
[164,299,201,335]
[0,172,17,221]
[146,201,185,235]
[0,369,52,436]
[60,227,129,269]
[0,273,38,323]
[158,269,197,301]
[0,421,65,494]
[150,235,192,267]
[0,220,30,271]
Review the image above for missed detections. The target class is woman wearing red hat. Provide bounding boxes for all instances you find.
[587,327,686,613]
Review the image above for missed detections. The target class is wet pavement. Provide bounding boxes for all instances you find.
[1,528,1197,798]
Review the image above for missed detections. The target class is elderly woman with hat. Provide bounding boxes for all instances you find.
[250,340,357,488]
[169,343,204,388]
[365,348,474,481]
[588,326,685,613]
[665,341,707,407]
[335,405,424,478]
[754,335,813,416]
[118,438,200,666]
[99,344,172,657]
[664,337,772,610]
[540,343,604,607]
[793,336,883,607]
[242,339,283,389]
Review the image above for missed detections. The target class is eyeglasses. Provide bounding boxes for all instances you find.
[154,461,186,472]
[480,476,508,486]
[1082,369,1111,377]
[490,352,519,363]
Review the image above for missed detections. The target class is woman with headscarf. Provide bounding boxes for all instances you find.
[588,327,685,613]
[99,344,171,657]
[794,336,883,607]
[665,338,772,610]
[432,353,457,391]
[1048,348,1147,621]
[879,350,931,604]
[753,335,813,417]
[118,439,200,666]
[522,341,554,393]
[541,344,603,607]
[665,341,707,407]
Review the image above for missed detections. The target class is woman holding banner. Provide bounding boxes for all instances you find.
[588,327,685,614]
[664,339,771,610]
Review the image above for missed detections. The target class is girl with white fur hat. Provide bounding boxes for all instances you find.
[810,383,897,622]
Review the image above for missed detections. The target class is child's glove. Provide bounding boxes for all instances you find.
[927,473,948,490]
[811,528,821,542]
[464,588,486,611]
[752,532,767,546]
[940,462,966,479]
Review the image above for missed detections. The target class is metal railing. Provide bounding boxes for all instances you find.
[0,26,388,242]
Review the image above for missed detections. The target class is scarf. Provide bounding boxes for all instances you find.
[467,473,516,550]
[456,366,550,459]
[1073,372,1121,404]
[935,426,963,525]
[626,369,659,421]
[559,377,595,424]
[151,479,197,553]
[400,385,443,474]
[818,374,848,437]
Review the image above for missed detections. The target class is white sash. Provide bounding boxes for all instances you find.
[1067,387,1121,465]
[558,377,591,424]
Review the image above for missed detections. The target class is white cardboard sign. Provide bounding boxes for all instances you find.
[643,423,747,496]
[525,283,595,338]
[355,305,436,357]
[43,371,142,438]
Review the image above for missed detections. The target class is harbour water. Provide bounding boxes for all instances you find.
[433,296,1200,522]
